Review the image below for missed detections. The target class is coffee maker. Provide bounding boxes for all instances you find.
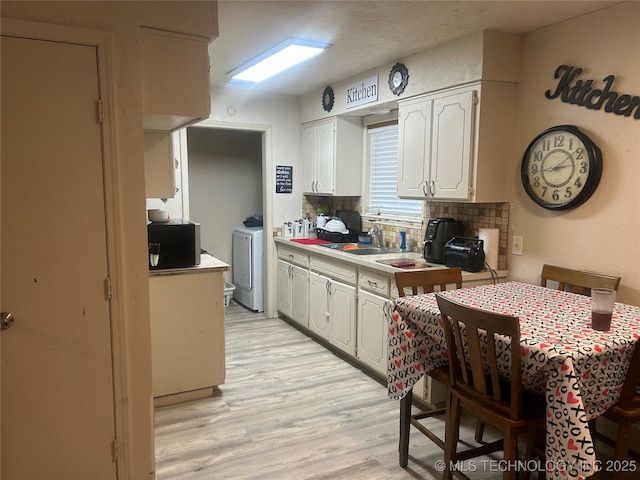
[423,218,463,263]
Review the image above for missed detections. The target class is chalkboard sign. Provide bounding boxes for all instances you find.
[276,165,293,193]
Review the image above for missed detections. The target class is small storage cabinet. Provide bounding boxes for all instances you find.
[277,260,309,327]
[302,117,363,196]
[141,27,211,131]
[144,130,176,198]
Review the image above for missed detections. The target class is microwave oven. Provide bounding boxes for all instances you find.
[147,219,201,270]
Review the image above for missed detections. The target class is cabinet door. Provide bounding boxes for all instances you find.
[397,99,432,198]
[308,272,330,337]
[430,89,475,200]
[357,290,389,374]
[314,120,335,194]
[328,280,356,356]
[144,130,176,198]
[290,264,308,327]
[277,260,292,317]
[141,28,210,131]
[302,126,316,193]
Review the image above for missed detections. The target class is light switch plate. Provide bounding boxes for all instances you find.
[512,235,523,255]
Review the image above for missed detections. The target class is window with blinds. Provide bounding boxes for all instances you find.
[365,124,422,218]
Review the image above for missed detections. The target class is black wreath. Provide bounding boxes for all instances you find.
[388,63,409,96]
[322,86,335,112]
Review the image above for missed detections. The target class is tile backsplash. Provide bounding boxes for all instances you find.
[301,196,510,270]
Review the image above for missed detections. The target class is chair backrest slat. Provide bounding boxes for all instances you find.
[541,264,621,295]
[395,268,463,298]
[436,293,522,420]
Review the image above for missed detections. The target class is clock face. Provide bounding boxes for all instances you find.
[521,125,602,210]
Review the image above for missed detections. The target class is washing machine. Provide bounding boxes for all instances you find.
[232,226,264,312]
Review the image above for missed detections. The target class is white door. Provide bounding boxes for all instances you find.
[397,98,432,198]
[430,89,475,200]
[314,120,335,194]
[328,280,356,355]
[308,272,330,337]
[357,290,389,374]
[290,264,308,327]
[1,35,117,479]
[277,260,292,316]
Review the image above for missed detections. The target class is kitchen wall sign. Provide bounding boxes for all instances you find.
[275,165,293,193]
[321,86,334,112]
[388,63,409,96]
[546,65,640,120]
[521,125,603,210]
[345,75,378,109]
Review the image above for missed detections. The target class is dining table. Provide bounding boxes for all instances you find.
[387,281,640,480]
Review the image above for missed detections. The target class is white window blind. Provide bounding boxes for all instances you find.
[365,124,422,218]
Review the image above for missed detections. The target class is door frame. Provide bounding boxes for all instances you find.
[181,120,275,317]
[1,18,134,478]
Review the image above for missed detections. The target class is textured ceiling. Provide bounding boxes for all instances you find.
[209,1,619,96]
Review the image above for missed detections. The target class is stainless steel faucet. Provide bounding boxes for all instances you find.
[370,222,383,247]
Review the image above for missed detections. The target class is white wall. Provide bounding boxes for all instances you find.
[508,2,640,305]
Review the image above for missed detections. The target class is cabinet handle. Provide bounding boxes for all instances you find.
[422,182,428,197]
[367,280,379,288]
[326,280,331,295]
[429,180,435,196]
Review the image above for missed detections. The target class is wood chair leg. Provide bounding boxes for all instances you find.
[613,422,630,480]
[399,389,412,467]
[474,420,485,442]
[443,395,461,480]
[502,428,518,480]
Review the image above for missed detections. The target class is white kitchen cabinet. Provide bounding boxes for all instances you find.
[397,82,515,203]
[140,27,211,131]
[277,259,309,327]
[302,117,363,196]
[144,130,177,198]
[308,271,357,356]
[357,289,390,374]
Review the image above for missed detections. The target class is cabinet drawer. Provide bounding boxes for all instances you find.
[278,246,309,268]
[310,255,357,285]
[358,269,391,297]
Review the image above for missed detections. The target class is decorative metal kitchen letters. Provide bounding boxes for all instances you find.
[546,65,640,120]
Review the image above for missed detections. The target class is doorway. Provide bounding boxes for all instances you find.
[184,126,268,311]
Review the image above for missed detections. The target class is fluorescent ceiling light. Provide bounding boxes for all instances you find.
[230,39,329,83]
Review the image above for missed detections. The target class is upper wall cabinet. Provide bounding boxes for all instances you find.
[144,130,176,198]
[141,28,211,131]
[397,82,515,202]
[302,117,363,196]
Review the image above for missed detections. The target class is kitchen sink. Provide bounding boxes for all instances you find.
[318,243,400,255]
[343,247,400,255]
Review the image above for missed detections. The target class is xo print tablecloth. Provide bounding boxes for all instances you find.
[387,282,640,480]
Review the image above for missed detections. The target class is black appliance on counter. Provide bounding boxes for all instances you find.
[423,217,463,263]
[147,219,201,269]
[316,210,362,243]
[443,237,486,272]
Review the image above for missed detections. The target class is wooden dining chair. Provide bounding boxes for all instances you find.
[435,293,546,480]
[395,268,462,466]
[594,344,640,479]
[540,264,621,295]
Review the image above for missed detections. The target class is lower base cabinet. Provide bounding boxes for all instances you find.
[277,260,308,327]
[149,270,225,398]
[356,289,390,374]
[308,271,356,356]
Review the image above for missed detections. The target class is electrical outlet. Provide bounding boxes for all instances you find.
[512,235,523,256]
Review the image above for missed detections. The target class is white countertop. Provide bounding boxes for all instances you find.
[274,237,506,282]
[149,253,230,277]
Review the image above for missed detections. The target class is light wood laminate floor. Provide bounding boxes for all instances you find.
[154,302,565,479]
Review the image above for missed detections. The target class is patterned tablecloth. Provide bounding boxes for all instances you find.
[387,282,640,480]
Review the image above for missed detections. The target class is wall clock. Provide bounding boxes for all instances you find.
[521,125,602,210]
[321,86,334,112]
[388,63,409,96]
